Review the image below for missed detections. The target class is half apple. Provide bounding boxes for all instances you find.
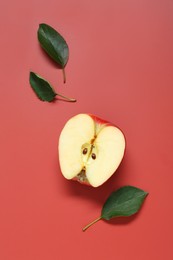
[58,114,125,187]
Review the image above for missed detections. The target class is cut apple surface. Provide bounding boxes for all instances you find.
[58,114,125,187]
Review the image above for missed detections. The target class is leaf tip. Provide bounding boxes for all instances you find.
[29,71,34,83]
[38,23,46,28]
[144,191,149,196]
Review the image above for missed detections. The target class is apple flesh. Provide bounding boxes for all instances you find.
[58,114,125,187]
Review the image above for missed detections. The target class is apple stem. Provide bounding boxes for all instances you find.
[82,216,102,232]
[62,68,66,83]
[57,93,76,102]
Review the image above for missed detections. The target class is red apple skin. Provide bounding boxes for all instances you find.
[88,114,111,126]
[71,114,126,187]
[89,114,126,144]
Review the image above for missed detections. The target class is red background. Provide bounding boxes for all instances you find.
[0,0,173,259]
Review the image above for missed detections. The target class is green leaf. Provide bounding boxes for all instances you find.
[29,72,76,102]
[29,72,57,102]
[38,23,69,83]
[101,186,148,220]
[82,186,148,231]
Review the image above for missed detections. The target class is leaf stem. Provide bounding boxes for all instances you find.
[62,68,66,83]
[57,93,76,102]
[82,216,102,232]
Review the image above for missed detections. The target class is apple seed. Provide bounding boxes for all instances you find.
[83,148,88,155]
[91,153,96,160]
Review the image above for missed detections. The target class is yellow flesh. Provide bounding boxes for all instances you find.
[59,114,125,187]
[86,126,125,187]
[59,114,95,179]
